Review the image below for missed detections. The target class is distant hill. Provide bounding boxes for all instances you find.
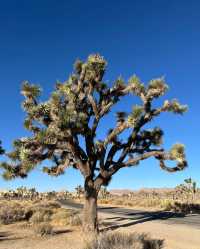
[109,189,133,196]
[109,188,174,196]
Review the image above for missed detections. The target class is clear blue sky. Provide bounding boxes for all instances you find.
[0,0,199,191]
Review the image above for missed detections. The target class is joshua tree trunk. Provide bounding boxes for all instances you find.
[83,184,99,232]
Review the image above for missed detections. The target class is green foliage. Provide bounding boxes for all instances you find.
[140,127,164,146]
[12,139,23,148]
[150,127,164,146]
[74,59,83,74]
[164,99,188,114]
[175,178,198,203]
[127,105,143,126]
[132,105,143,119]
[169,143,187,170]
[114,76,126,90]
[87,54,107,73]
[128,75,145,96]
[170,143,185,160]
[21,81,41,98]
[84,54,107,82]
[0,162,18,180]
[2,170,15,180]
[147,77,169,98]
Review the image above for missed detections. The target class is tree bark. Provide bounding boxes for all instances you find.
[83,186,98,232]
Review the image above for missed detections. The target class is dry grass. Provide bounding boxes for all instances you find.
[33,222,54,236]
[0,205,200,249]
[0,200,29,224]
[29,210,52,224]
[98,197,200,213]
[0,199,82,231]
[51,208,80,226]
[68,213,82,226]
[83,231,164,249]
[98,197,173,211]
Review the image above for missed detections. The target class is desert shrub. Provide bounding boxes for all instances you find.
[0,200,61,225]
[27,201,60,214]
[172,202,200,214]
[99,197,165,209]
[33,222,53,236]
[29,210,51,224]
[26,202,57,223]
[123,200,135,207]
[34,201,61,209]
[98,199,110,205]
[83,231,164,249]
[69,213,82,226]
[141,199,162,208]
[160,200,174,211]
[0,199,83,228]
[51,208,79,225]
[0,202,27,224]
[112,199,124,206]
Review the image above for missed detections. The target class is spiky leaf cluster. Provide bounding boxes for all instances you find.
[169,143,187,169]
[114,77,126,91]
[163,99,188,114]
[85,54,107,82]
[21,81,41,98]
[128,75,145,96]
[139,127,164,147]
[147,77,169,99]
[170,143,185,160]
[127,105,143,126]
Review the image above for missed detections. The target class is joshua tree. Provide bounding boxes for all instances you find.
[176,178,197,202]
[99,187,110,199]
[75,185,84,199]
[184,178,197,199]
[16,186,27,199]
[0,54,188,231]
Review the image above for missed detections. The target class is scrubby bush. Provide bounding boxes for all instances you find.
[160,200,174,211]
[51,208,79,226]
[171,202,200,214]
[69,213,82,226]
[0,200,61,225]
[33,222,53,236]
[27,201,60,214]
[29,210,51,224]
[33,201,61,209]
[0,199,83,229]
[0,201,27,224]
[83,231,164,249]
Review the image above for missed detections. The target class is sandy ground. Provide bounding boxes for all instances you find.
[0,212,200,249]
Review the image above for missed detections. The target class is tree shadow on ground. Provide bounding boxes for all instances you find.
[99,207,118,210]
[100,211,185,232]
[53,229,72,235]
[0,231,24,242]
